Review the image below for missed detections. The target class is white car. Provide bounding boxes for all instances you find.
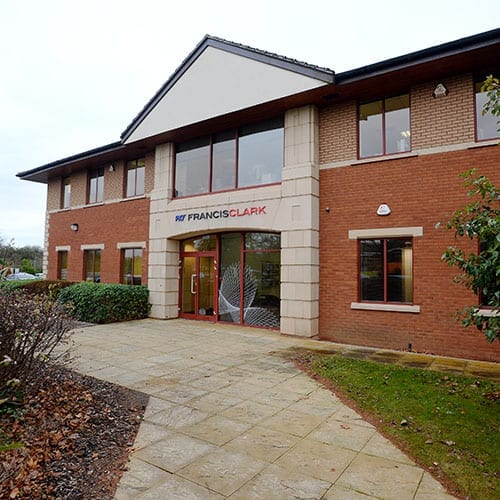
[5,272,38,281]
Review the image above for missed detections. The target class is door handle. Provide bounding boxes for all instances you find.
[190,273,197,294]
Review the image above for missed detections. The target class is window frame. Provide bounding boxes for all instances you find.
[173,117,284,199]
[84,249,101,283]
[88,167,104,204]
[121,247,143,285]
[61,177,71,209]
[474,73,500,143]
[57,250,68,280]
[358,93,411,159]
[358,237,414,304]
[125,158,146,198]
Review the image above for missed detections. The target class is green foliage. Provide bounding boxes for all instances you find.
[307,353,499,498]
[57,283,150,324]
[441,170,499,342]
[0,291,73,406]
[481,75,500,124]
[0,235,43,274]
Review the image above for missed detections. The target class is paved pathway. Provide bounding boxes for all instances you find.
[70,319,460,499]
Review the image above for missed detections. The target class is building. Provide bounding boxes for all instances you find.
[18,29,500,362]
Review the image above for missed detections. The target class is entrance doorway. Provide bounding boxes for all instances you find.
[180,253,216,320]
[179,232,281,328]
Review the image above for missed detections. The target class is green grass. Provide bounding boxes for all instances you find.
[303,353,499,499]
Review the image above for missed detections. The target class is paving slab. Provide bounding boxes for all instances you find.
[68,318,464,499]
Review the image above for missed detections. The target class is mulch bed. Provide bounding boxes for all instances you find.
[0,365,148,499]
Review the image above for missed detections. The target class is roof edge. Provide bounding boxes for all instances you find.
[17,141,123,181]
[336,27,500,84]
[120,34,335,142]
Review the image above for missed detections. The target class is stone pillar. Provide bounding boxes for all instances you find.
[148,143,179,319]
[280,105,320,337]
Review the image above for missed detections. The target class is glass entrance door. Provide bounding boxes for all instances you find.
[180,253,216,320]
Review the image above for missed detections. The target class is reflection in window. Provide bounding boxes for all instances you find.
[85,249,101,283]
[238,120,283,188]
[126,158,145,197]
[88,167,104,204]
[62,177,71,209]
[359,95,410,158]
[212,131,236,192]
[58,251,68,280]
[475,77,500,141]
[360,238,412,303]
[175,137,210,197]
[122,248,142,285]
[217,232,280,328]
[174,118,283,197]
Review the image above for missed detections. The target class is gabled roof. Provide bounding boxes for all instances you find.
[120,35,335,144]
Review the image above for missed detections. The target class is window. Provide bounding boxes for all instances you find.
[359,238,413,303]
[479,241,496,307]
[174,118,283,197]
[85,249,101,282]
[61,177,71,209]
[359,94,410,158]
[122,248,142,285]
[58,251,68,280]
[126,158,145,197]
[475,75,500,141]
[88,167,104,204]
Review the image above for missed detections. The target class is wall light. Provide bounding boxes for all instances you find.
[109,164,115,172]
[432,83,448,98]
[70,223,79,231]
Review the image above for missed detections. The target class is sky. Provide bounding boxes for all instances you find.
[0,0,498,247]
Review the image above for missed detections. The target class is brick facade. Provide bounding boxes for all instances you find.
[47,198,150,284]
[319,146,500,362]
[21,32,499,362]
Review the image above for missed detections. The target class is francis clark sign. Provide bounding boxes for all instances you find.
[175,206,267,222]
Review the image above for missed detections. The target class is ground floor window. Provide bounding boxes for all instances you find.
[360,238,413,303]
[122,248,142,285]
[85,249,101,283]
[57,251,68,280]
[179,232,280,328]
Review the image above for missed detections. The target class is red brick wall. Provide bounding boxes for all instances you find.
[47,198,150,284]
[319,145,500,362]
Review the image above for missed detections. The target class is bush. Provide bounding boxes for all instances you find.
[0,291,73,404]
[57,283,150,324]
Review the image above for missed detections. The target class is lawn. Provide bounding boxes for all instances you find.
[295,352,499,499]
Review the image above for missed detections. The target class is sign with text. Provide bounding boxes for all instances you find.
[175,205,267,222]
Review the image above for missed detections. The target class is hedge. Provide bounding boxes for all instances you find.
[0,279,75,298]
[57,282,150,324]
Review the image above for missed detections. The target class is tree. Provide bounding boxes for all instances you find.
[441,75,499,342]
[441,171,499,341]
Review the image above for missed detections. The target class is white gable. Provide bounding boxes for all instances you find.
[124,46,328,144]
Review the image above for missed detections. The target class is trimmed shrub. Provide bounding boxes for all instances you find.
[0,279,75,299]
[0,290,73,404]
[57,283,150,324]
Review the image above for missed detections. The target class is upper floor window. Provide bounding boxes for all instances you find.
[61,177,71,209]
[174,118,283,198]
[359,238,413,303]
[126,158,145,197]
[475,74,500,141]
[359,94,410,158]
[88,167,104,204]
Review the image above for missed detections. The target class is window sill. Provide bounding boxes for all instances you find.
[477,308,499,318]
[351,151,417,166]
[351,302,420,313]
[468,138,499,149]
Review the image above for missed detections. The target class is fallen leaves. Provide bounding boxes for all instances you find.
[0,365,147,499]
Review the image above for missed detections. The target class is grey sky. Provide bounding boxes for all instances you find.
[1,0,498,247]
